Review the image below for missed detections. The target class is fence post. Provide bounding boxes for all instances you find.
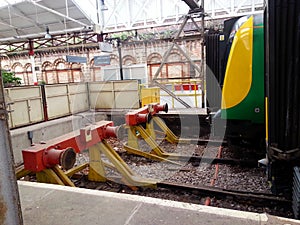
[40,84,48,121]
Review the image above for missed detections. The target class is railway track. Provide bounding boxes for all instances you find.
[70,173,290,208]
[16,135,294,217]
[157,181,291,208]
[117,139,293,217]
[69,171,292,217]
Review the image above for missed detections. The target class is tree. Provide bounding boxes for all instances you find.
[1,70,21,87]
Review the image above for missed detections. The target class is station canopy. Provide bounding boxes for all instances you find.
[0,0,190,44]
[0,0,264,44]
[0,0,97,42]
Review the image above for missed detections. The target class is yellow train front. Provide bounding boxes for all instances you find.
[207,14,265,145]
[221,14,264,144]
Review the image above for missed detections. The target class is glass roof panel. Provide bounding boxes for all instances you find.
[0,0,26,8]
[72,0,98,24]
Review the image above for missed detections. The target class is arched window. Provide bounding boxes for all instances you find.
[147,53,166,81]
[41,61,55,84]
[24,63,33,85]
[123,55,137,65]
[71,63,82,82]
[166,51,184,79]
[12,63,24,84]
[54,58,69,83]
[90,58,102,81]
[110,54,119,66]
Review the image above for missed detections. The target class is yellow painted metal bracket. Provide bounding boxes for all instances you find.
[127,126,139,149]
[97,140,158,188]
[52,165,75,187]
[88,145,107,182]
[36,168,64,185]
[145,119,156,140]
[36,165,75,187]
[152,116,179,143]
[65,163,89,177]
[134,125,183,161]
[152,117,195,145]
[123,144,182,166]
[16,165,31,180]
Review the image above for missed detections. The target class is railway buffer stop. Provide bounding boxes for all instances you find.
[1,0,300,224]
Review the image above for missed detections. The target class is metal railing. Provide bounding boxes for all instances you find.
[141,79,205,109]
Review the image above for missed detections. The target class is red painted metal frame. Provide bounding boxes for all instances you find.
[125,103,168,126]
[0,32,100,55]
[22,120,118,172]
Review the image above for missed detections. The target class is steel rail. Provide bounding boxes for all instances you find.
[157,181,291,207]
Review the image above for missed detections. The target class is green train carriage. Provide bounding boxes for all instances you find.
[221,14,265,125]
[208,14,265,144]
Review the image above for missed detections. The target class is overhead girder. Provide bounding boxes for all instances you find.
[0,31,99,55]
[0,0,264,52]
[182,0,200,10]
[101,0,264,33]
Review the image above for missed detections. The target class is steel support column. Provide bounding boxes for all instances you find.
[0,66,23,224]
[201,0,205,108]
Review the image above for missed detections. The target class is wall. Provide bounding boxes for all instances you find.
[1,39,202,85]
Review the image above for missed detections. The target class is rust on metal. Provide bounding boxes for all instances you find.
[0,71,23,224]
[0,192,8,225]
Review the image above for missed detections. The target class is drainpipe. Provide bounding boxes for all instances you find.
[29,40,38,85]
[117,38,123,80]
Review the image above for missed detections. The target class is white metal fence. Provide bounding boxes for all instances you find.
[102,64,147,84]
[159,81,203,109]
[89,80,140,109]
[45,83,89,119]
[5,86,44,128]
[5,80,141,128]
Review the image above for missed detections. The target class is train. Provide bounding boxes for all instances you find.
[206,0,300,217]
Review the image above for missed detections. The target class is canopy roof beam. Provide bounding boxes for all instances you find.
[28,0,90,28]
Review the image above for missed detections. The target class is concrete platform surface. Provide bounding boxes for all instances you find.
[18,181,300,225]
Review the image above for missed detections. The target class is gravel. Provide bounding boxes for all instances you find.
[73,137,293,218]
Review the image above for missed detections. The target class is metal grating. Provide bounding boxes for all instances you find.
[293,167,300,218]
[205,17,240,109]
[205,34,222,109]
[267,0,300,152]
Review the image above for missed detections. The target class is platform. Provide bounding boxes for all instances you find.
[18,181,300,225]
[167,107,208,115]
